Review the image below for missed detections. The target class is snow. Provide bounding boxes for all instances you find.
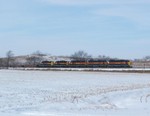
[9,67,150,72]
[0,70,150,116]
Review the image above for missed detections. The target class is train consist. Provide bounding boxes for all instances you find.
[37,59,132,68]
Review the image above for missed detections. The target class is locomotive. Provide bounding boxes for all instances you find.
[37,59,132,68]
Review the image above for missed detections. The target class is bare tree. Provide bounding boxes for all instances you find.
[71,50,92,60]
[0,58,3,68]
[98,55,119,60]
[32,50,46,57]
[6,50,14,68]
[143,56,150,61]
[25,50,47,67]
[98,55,110,60]
[26,57,35,67]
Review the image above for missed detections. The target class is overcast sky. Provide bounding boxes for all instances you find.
[0,0,150,59]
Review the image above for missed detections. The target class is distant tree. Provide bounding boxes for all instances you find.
[26,56,42,67]
[143,56,150,61]
[26,51,46,67]
[0,58,2,67]
[98,55,111,60]
[32,50,46,56]
[27,57,34,67]
[71,50,92,60]
[6,50,14,68]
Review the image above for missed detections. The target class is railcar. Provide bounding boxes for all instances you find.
[37,61,54,67]
[55,61,69,67]
[69,60,87,68]
[87,60,108,68]
[108,60,132,68]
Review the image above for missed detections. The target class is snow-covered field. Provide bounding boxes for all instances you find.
[0,70,150,116]
[8,67,150,73]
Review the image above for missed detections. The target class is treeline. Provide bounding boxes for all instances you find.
[0,50,118,68]
[0,50,44,68]
[134,56,150,62]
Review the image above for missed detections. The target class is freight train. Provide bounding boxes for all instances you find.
[37,59,132,68]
